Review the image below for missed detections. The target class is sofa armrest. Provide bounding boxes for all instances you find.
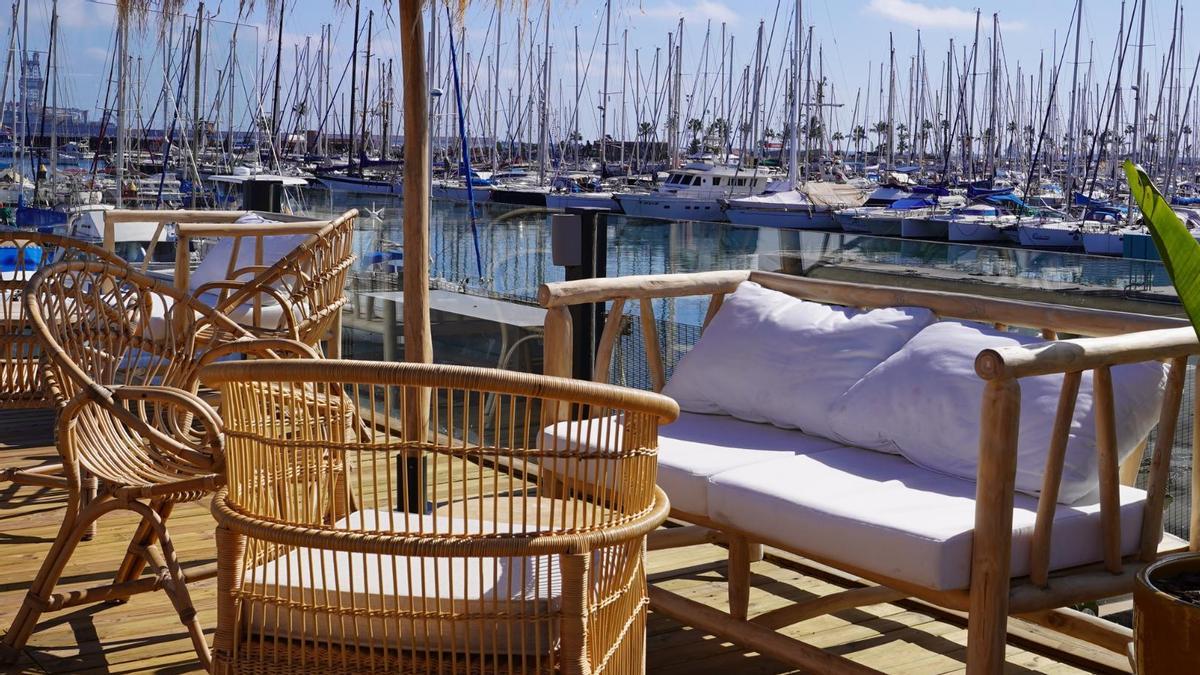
[975,326,1199,380]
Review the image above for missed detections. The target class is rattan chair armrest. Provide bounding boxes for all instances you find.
[107,384,225,470]
[194,281,301,341]
[196,338,320,370]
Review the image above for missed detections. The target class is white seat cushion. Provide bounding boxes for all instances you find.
[706,448,1149,591]
[662,281,935,439]
[243,509,562,654]
[827,320,1168,503]
[542,412,842,516]
[145,288,291,339]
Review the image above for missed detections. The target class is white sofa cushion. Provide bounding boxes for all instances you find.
[827,321,1168,503]
[144,292,291,339]
[706,448,1149,591]
[190,228,305,294]
[662,281,935,439]
[541,412,842,516]
[243,508,562,653]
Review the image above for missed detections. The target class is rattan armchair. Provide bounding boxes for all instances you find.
[0,233,126,410]
[202,359,678,674]
[177,208,358,355]
[0,261,317,669]
[0,233,126,492]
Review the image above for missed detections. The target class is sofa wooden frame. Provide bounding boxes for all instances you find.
[539,268,1200,675]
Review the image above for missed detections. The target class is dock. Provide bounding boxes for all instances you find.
[0,410,1127,674]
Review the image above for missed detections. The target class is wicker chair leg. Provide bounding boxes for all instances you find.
[0,496,105,662]
[560,551,594,675]
[212,525,246,675]
[146,509,212,671]
[110,499,174,593]
[81,473,98,541]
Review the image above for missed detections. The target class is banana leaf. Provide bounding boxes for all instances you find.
[1123,159,1200,340]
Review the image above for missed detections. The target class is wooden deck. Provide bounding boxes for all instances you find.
[0,410,1126,674]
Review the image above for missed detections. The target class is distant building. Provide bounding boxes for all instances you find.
[1,52,90,137]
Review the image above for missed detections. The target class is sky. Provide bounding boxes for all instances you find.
[2,0,1188,143]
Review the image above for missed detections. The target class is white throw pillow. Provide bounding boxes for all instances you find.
[827,321,1168,504]
[662,281,936,439]
[191,232,306,297]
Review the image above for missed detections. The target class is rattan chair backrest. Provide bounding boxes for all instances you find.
[0,233,126,408]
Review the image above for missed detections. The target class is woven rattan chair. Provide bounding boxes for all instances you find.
[0,261,317,669]
[0,233,126,493]
[181,209,357,355]
[202,359,678,674]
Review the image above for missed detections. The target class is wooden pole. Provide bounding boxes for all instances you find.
[400,0,432,438]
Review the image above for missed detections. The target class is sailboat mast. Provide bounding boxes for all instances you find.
[787,0,801,186]
[193,3,205,204]
[600,0,611,168]
[988,15,999,177]
[48,0,57,190]
[621,28,628,169]
[803,27,814,179]
[538,0,550,182]
[492,8,500,172]
[967,10,979,177]
[1132,0,1146,163]
[886,32,895,170]
[115,8,127,207]
[348,0,360,168]
[1065,0,1082,200]
[270,0,283,156]
[362,10,373,160]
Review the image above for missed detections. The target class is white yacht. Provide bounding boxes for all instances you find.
[545,173,619,211]
[832,185,914,232]
[724,188,836,229]
[614,160,779,222]
[1015,218,1087,250]
[935,204,1020,243]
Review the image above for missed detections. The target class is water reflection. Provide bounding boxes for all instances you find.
[310,191,1175,327]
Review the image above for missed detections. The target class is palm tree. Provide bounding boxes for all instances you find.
[872,121,889,153]
[708,118,730,146]
[896,123,910,155]
[852,125,867,158]
[687,118,704,146]
[806,115,823,141]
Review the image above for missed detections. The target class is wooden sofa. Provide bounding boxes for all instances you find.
[538,269,1199,674]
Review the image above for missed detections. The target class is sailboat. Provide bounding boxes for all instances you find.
[720,1,839,230]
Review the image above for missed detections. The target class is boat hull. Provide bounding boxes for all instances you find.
[901,216,948,239]
[1082,230,1126,256]
[947,221,1008,242]
[545,192,619,211]
[489,188,548,207]
[615,194,728,222]
[318,174,403,195]
[432,185,492,203]
[724,207,838,229]
[865,216,905,237]
[1017,224,1084,250]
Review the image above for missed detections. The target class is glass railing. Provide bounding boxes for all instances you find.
[307,192,1190,541]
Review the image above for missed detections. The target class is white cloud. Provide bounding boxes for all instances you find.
[641,1,738,25]
[866,0,1024,31]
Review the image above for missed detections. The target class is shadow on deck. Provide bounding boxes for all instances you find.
[0,410,1117,674]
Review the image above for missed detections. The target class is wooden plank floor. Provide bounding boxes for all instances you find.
[0,410,1115,674]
